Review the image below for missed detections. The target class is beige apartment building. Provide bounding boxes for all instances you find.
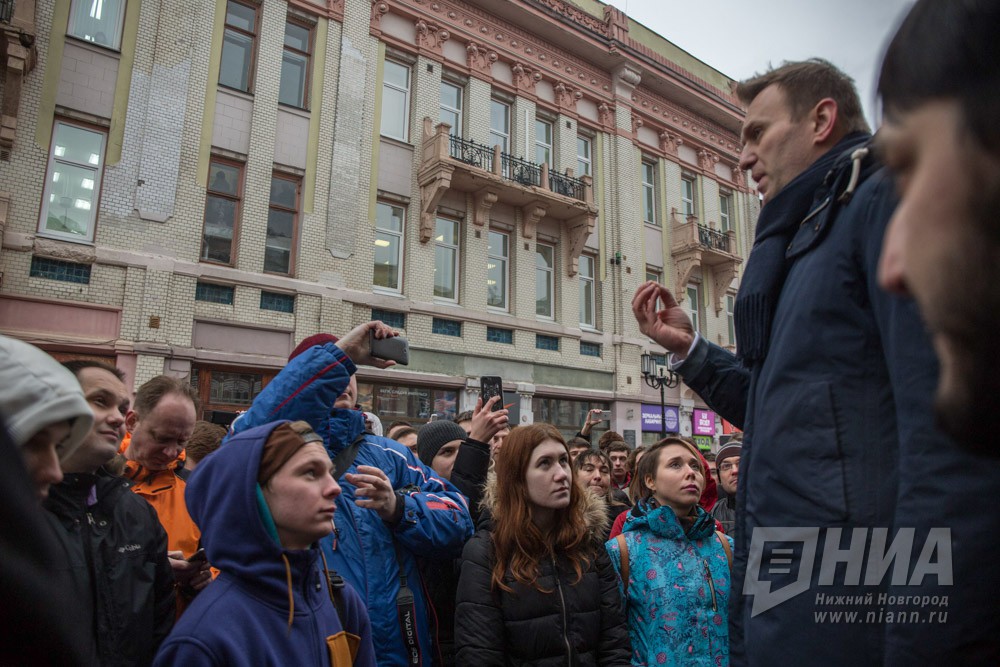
[0,0,756,446]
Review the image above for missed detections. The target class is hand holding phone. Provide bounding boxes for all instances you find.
[186,548,207,564]
[369,330,410,365]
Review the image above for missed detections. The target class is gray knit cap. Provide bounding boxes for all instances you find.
[417,420,467,465]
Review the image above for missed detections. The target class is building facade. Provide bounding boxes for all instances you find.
[0,0,757,445]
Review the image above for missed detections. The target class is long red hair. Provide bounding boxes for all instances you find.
[491,423,592,592]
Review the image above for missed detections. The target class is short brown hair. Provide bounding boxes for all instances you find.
[133,375,200,419]
[736,59,869,136]
[62,359,126,382]
[598,430,625,451]
[186,421,227,465]
[605,440,630,456]
[634,436,704,504]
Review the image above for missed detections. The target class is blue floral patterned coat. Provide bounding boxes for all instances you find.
[606,502,732,666]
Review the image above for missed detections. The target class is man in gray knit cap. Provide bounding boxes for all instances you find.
[710,440,741,541]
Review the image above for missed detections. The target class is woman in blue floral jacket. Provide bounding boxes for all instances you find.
[606,436,733,666]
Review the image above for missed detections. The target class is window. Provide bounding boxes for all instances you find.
[486,326,513,344]
[580,341,602,357]
[432,318,462,337]
[39,121,106,243]
[265,174,299,275]
[202,159,243,265]
[487,231,509,310]
[261,291,295,313]
[30,257,91,284]
[646,268,661,284]
[576,135,592,178]
[727,294,736,346]
[381,60,410,141]
[489,99,510,153]
[579,255,596,328]
[374,202,403,292]
[682,176,697,217]
[439,80,463,136]
[196,282,235,305]
[641,159,657,225]
[68,0,126,50]
[720,192,733,232]
[535,118,553,167]
[371,308,406,329]
[433,218,459,301]
[536,334,559,351]
[279,20,312,108]
[219,1,258,93]
[536,243,554,318]
[687,284,701,333]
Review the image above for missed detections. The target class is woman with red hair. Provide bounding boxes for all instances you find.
[454,423,630,666]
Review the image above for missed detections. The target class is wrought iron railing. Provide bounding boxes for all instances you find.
[698,225,731,252]
[448,135,492,170]
[501,153,540,187]
[549,171,586,200]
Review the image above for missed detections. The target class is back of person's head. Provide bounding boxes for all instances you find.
[633,436,704,504]
[0,336,92,457]
[454,411,473,425]
[491,423,590,592]
[737,59,870,137]
[879,0,1000,156]
[186,421,227,466]
[132,375,200,419]
[597,430,625,451]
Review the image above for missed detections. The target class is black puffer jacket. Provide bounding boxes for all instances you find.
[454,479,630,666]
[44,470,175,666]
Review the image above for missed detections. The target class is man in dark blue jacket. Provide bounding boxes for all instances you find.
[632,59,1000,665]
[231,321,474,666]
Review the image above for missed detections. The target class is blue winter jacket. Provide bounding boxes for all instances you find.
[677,136,1000,665]
[230,343,474,666]
[154,421,376,666]
[606,502,731,666]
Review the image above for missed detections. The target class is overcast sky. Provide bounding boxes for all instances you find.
[604,0,915,127]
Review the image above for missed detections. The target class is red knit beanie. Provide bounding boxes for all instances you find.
[289,333,339,361]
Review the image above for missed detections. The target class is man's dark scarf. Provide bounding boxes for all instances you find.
[734,132,871,365]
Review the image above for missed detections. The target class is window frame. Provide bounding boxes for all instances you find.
[67,0,127,51]
[264,172,301,276]
[38,119,108,244]
[576,134,592,178]
[579,254,596,329]
[641,158,657,226]
[719,191,733,233]
[487,230,510,311]
[489,99,511,154]
[534,117,554,168]
[681,175,697,217]
[201,157,245,267]
[373,201,405,293]
[381,59,411,142]
[726,293,736,346]
[439,79,463,137]
[279,18,314,109]
[687,283,701,333]
[535,242,555,319]
[219,0,259,94]
[433,216,460,303]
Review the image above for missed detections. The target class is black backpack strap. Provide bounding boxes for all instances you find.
[331,432,368,480]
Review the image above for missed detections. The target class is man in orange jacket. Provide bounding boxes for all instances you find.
[121,376,210,599]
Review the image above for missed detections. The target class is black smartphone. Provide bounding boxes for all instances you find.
[369,331,410,365]
[186,548,207,564]
[480,376,504,412]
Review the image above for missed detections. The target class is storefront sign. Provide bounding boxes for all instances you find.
[693,409,716,436]
[640,404,680,433]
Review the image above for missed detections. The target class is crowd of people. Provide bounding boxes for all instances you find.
[2,0,999,664]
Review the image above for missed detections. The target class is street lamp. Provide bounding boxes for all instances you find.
[641,352,680,438]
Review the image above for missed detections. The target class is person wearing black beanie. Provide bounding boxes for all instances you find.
[417,420,468,477]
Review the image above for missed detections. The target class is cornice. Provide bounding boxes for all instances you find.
[288,0,345,21]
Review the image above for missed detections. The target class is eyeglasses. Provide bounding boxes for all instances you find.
[719,459,740,473]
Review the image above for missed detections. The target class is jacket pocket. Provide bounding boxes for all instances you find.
[753,380,849,524]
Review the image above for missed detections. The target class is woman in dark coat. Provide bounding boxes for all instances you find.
[454,423,630,666]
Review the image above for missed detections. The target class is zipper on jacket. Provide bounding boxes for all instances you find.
[551,554,573,666]
[703,560,717,612]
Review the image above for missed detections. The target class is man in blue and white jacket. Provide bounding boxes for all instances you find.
[231,321,473,666]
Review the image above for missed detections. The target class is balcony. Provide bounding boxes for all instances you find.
[418,118,598,276]
[671,208,742,314]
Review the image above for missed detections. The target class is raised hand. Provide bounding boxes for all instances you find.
[631,281,696,358]
[337,321,398,369]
